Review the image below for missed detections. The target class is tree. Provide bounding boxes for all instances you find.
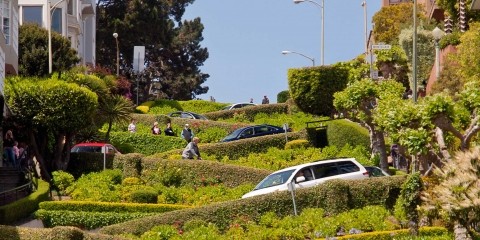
[334,79,405,172]
[18,23,80,77]
[5,77,98,180]
[372,3,425,45]
[96,0,209,101]
[98,94,134,141]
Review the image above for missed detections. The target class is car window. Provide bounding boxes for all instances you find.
[71,146,102,153]
[106,146,116,154]
[254,126,269,134]
[170,112,181,118]
[295,167,314,183]
[254,169,295,190]
[240,128,254,138]
[232,104,242,109]
[337,161,360,174]
[312,162,339,178]
[181,113,193,119]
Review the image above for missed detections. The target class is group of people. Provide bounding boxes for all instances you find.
[3,130,24,168]
[128,119,201,160]
[249,96,270,104]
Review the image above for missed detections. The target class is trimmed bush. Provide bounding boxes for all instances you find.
[128,189,158,203]
[109,132,186,156]
[277,90,290,103]
[100,176,406,236]
[151,130,307,161]
[334,227,450,239]
[0,179,50,224]
[113,153,144,178]
[52,171,75,195]
[141,159,272,188]
[38,200,190,213]
[203,103,289,121]
[284,139,311,149]
[0,225,129,240]
[326,119,370,150]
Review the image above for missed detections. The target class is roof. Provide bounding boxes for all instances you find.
[73,142,111,147]
[270,158,358,174]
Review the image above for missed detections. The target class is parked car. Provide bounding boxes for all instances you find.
[221,124,288,142]
[364,166,391,177]
[242,158,369,199]
[167,111,208,120]
[71,142,120,154]
[222,103,256,111]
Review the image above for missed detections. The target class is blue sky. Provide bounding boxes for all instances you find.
[183,0,381,104]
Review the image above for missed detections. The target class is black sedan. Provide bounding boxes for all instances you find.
[221,124,288,142]
[167,111,208,120]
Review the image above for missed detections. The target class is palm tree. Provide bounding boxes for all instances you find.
[98,94,134,141]
[421,147,480,240]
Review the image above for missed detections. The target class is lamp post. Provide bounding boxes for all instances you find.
[293,0,324,65]
[432,27,444,80]
[282,50,315,66]
[412,0,418,103]
[113,32,119,76]
[361,0,368,54]
[48,0,68,74]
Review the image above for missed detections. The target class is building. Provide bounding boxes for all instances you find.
[18,0,96,67]
[0,0,18,94]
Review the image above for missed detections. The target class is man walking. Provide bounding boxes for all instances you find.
[181,124,194,143]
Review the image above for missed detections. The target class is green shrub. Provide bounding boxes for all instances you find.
[136,105,150,114]
[109,132,186,155]
[52,171,75,195]
[113,153,144,178]
[284,139,311,149]
[203,103,289,121]
[335,227,450,239]
[127,189,158,203]
[277,90,290,103]
[182,219,209,232]
[326,119,370,151]
[114,143,136,154]
[195,126,229,143]
[38,200,190,213]
[141,224,180,240]
[288,66,349,116]
[67,170,123,202]
[0,179,50,224]
[0,225,130,239]
[100,176,406,236]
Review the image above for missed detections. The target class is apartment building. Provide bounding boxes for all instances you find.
[382,0,444,21]
[18,0,96,67]
[0,0,19,95]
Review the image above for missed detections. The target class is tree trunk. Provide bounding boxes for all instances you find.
[53,133,66,170]
[29,131,52,182]
[435,127,452,161]
[369,125,388,172]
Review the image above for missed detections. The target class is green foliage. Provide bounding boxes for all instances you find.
[335,227,450,239]
[326,119,371,151]
[109,132,186,155]
[126,189,158,204]
[38,200,190,213]
[137,99,183,114]
[288,66,349,116]
[0,179,50,225]
[67,170,123,202]
[276,90,290,103]
[332,56,370,83]
[399,172,423,233]
[0,225,131,239]
[113,153,144,178]
[100,176,406,236]
[141,224,180,240]
[455,22,480,79]
[67,152,116,179]
[284,139,311,150]
[439,31,461,49]
[179,100,229,113]
[195,126,229,143]
[204,103,289,121]
[52,171,75,195]
[19,23,79,76]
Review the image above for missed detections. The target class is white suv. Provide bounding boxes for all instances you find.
[242,158,369,199]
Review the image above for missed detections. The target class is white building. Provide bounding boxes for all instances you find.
[0,0,19,93]
[18,0,96,67]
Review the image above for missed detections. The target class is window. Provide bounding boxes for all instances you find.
[22,6,42,26]
[312,162,339,178]
[67,0,73,15]
[51,8,62,33]
[240,128,253,138]
[1,0,9,44]
[336,161,360,174]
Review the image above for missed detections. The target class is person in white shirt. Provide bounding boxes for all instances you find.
[182,137,202,160]
[128,119,137,133]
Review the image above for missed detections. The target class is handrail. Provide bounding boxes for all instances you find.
[0,181,33,206]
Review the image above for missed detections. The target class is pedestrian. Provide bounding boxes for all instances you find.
[128,119,136,133]
[262,95,270,104]
[181,124,194,143]
[151,122,162,135]
[3,130,15,167]
[249,98,254,103]
[182,137,202,160]
[164,122,175,136]
[13,141,20,161]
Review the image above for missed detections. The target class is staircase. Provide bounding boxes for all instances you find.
[0,167,30,206]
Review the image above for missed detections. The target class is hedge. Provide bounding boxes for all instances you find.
[113,153,144,178]
[333,227,450,240]
[203,103,289,121]
[0,225,129,240]
[326,119,370,150]
[35,210,158,229]
[100,176,406,236]
[38,201,191,213]
[141,158,272,188]
[150,130,308,161]
[109,132,186,155]
[0,179,50,225]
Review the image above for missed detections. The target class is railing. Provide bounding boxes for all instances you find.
[0,181,33,206]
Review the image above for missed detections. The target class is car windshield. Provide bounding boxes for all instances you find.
[71,146,103,153]
[254,169,296,190]
[222,105,233,110]
[222,128,244,141]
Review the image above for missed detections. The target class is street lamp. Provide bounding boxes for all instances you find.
[432,27,444,80]
[361,0,368,54]
[113,32,119,76]
[282,50,315,66]
[48,0,69,74]
[293,0,324,65]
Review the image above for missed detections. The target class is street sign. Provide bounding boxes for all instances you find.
[372,44,391,50]
[372,70,379,79]
[133,46,145,73]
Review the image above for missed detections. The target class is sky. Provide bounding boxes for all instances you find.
[183,0,381,104]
